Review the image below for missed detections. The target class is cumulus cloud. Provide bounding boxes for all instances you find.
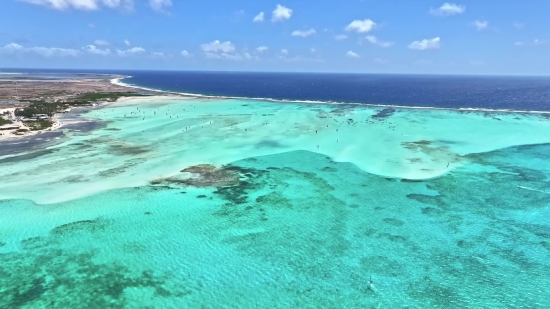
[124,39,130,46]
[256,46,268,52]
[513,22,524,29]
[149,0,171,13]
[116,47,145,57]
[94,39,109,46]
[82,44,110,55]
[201,40,235,53]
[0,43,79,57]
[534,39,545,45]
[103,0,133,9]
[253,12,264,22]
[181,50,191,57]
[150,52,166,59]
[429,3,465,16]
[472,20,488,31]
[408,37,441,50]
[18,0,134,11]
[291,28,316,38]
[346,51,359,58]
[200,40,252,60]
[205,52,243,60]
[281,49,288,54]
[310,48,315,53]
[88,23,95,28]
[514,41,524,46]
[334,34,348,41]
[272,4,292,22]
[345,19,376,33]
[365,35,394,47]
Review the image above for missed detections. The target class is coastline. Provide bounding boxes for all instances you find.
[2,73,549,143]
[0,76,162,142]
[112,75,550,115]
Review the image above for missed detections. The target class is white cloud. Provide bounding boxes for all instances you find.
[88,23,95,28]
[345,19,377,33]
[82,44,110,55]
[346,51,359,58]
[0,43,24,53]
[334,34,348,41]
[103,0,133,10]
[116,47,145,57]
[149,0,171,13]
[94,39,109,46]
[534,39,545,45]
[181,50,191,57]
[253,12,264,22]
[470,61,485,66]
[150,52,166,59]
[201,40,235,53]
[472,20,488,31]
[256,46,268,52]
[272,4,292,22]
[429,3,465,16]
[18,0,134,11]
[374,58,389,64]
[204,52,243,60]
[281,49,288,54]
[408,37,441,50]
[310,48,315,53]
[514,41,524,46]
[513,22,524,29]
[0,43,79,57]
[124,39,130,46]
[291,28,316,38]
[204,52,221,59]
[200,40,252,60]
[365,35,394,47]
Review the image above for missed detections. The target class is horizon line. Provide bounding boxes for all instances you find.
[1,67,550,78]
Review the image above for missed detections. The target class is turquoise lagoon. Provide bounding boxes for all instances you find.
[0,97,549,308]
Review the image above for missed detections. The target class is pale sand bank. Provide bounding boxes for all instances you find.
[1,96,550,204]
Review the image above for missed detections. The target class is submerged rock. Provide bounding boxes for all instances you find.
[372,108,396,120]
[151,164,241,188]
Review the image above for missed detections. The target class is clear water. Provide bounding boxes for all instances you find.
[1,97,549,308]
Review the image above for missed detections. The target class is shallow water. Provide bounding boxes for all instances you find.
[0,98,549,308]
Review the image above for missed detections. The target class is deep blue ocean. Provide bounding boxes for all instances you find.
[3,69,550,111]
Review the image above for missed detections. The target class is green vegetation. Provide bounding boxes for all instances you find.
[13,92,147,121]
[76,92,143,102]
[24,121,52,131]
[15,102,60,117]
[0,118,12,126]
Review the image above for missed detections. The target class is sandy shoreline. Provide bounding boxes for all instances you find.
[0,76,169,142]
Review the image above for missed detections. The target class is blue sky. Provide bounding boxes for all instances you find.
[1,0,549,75]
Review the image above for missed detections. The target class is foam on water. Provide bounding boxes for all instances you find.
[0,98,549,307]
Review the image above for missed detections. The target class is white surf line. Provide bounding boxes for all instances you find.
[110,76,550,116]
[517,185,549,194]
